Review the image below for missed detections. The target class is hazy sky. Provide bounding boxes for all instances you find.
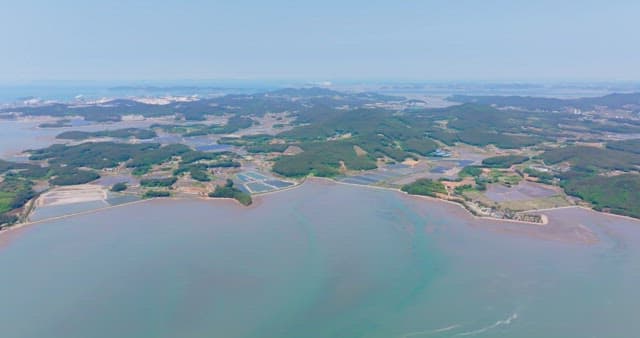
[1,0,638,82]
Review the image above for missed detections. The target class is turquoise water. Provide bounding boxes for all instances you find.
[1,181,639,337]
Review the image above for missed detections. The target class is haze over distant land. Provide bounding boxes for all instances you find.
[3,1,640,337]
[1,0,639,82]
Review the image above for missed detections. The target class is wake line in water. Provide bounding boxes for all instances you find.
[400,324,460,337]
[455,313,518,336]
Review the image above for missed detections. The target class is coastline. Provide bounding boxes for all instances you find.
[1,176,636,245]
[308,177,551,226]
[0,180,308,239]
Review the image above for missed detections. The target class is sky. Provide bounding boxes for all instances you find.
[0,0,638,82]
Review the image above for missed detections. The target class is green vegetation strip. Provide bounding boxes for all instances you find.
[482,155,529,168]
[209,179,252,206]
[401,179,447,197]
[56,128,157,140]
[563,174,640,219]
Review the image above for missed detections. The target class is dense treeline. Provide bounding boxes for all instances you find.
[458,165,484,177]
[126,144,191,169]
[49,167,100,185]
[274,103,560,177]
[2,156,101,186]
[523,167,554,184]
[29,142,160,169]
[563,173,640,218]
[150,123,207,135]
[27,142,194,177]
[180,150,227,164]
[0,177,35,213]
[219,133,292,154]
[216,116,254,134]
[140,177,177,187]
[0,214,18,226]
[539,145,640,171]
[188,167,210,181]
[111,182,128,192]
[143,190,171,198]
[0,176,36,225]
[401,179,447,197]
[175,150,241,182]
[246,143,289,153]
[606,139,640,154]
[272,140,377,177]
[208,179,252,206]
[152,116,254,136]
[482,155,529,168]
[536,143,640,218]
[177,150,241,169]
[208,160,241,168]
[280,108,434,160]
[411,104,547,148]
[56,128,157,140]
[426,130,457,146]
[39,119,73,128]
[402,138,439,156]
[26,142,191,183]
[457,131,540,148]
[0,159,43,175]
[218,134,273,146]
[174,164,211,182]
[273,103,563,177]
[275,108,457,176]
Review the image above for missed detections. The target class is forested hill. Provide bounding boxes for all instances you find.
[448,92,640,112]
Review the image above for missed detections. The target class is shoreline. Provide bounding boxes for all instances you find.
[309,177,551,226]
[0,199,150,236]
[521,204,640,224]
[1,177,637,242]
[0,181,307,238]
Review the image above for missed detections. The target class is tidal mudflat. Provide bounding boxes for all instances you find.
[1,180,639,338]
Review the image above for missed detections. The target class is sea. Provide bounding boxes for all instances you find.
[1,180,639,338]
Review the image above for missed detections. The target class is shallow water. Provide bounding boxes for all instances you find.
[1,181,639,338]
[0,120,60,158]
[0,119,170,159]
